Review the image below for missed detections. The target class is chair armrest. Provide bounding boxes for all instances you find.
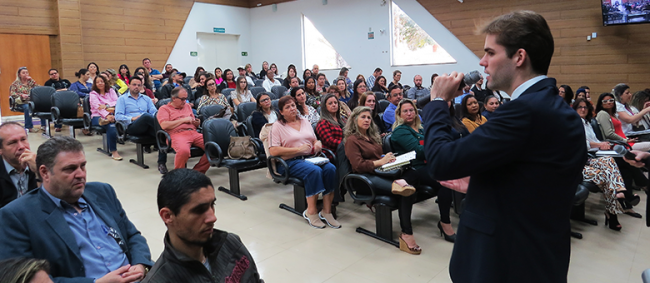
[82,113,92,130]
[115,121,128,144]
[28,101,35,115]
[204,141,224,167]
[320,148,336,164]
[51,107,61,124]
[373,168,403,179]
[267,155,289,184]
[343,174,376,204]
[238,123,249,136]
[251,138,263,155]
[9,96,15,110]
[156,130,171,153]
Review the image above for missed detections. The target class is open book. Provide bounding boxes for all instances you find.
[379,151,416,171]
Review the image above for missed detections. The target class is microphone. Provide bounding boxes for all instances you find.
[457,70,482,90]
[613,145,638,161]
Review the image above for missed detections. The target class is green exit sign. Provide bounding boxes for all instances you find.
[241,52,248,56]
[213,27,225,33]
[189,51,198,57]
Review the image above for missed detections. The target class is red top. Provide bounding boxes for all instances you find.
[227,81,236,89]
[612,116,633,145]
[157,103,197,135]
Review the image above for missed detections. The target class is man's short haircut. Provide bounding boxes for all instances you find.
[480,10,554,75]
[0,122,25,149]
[374,68,382,73]
[170,86,186,98]
[142,58,151,63]
[130,76,143,84]
[48,68,58,74]
[290,77,299,84]
[580,85,590,90]
[316,73,326,80]
[0,257,50,283]
[393,70,402,77]
[157,168,214,215]
[388,84,403,94]
[36,136,84,172]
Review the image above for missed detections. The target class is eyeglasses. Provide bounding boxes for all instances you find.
[207,83,215,86]
[577,106,588,109]
[174,97,188,100]
[260,98,271,102]
[602,99,615,103]
[49,72,58,75]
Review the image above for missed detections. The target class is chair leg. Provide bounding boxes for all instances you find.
[356,204,399,248]
[218,167,248,200]
[129,143,149,169]
[570,231,583,239]
[69,126,76,138]
[279,185,306,217]
[96,133,111,156]
[570,202,598,225]
[42,120,51,139]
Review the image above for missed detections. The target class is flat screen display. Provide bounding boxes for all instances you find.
[602,0,650,26]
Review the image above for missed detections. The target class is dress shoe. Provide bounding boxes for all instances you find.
[437,221,456,243]
[158,163,168,175]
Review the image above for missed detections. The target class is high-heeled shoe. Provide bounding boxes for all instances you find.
[391,181,416,197]
[398,234,421,255]
[437,221,456,243]
[604,212,622,231]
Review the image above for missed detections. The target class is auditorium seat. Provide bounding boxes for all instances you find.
[9,96,25,113]
[250,86,266,98]
[570,182,594,239]
[271,86,287,99]
[236,101,257,123]
[51,91,88,138]
[82,96,110,156]
[116,116,157,169]
[156,98,171,109]
[254,79,264,87]
[374,91,386,100]
[222,88,235,101]
[30,86,56,137]
[154,112,204,167]
[378,99,390,113]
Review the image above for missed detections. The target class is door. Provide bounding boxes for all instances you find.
[0,34,52,117]
[196,33,240,73]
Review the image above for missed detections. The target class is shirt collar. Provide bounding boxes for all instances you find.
[3,158,27,176]
[510,75,547,100]
[41,186,87,209]
[125,91,143,99]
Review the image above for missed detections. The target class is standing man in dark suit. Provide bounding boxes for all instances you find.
[423,11,587,283]
[0,122,39,208]
[0,136,154,283]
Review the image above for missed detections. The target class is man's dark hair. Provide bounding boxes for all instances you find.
[142,58,151,64]
[579,85,590,90]
[36,136,84,172]
[0,257,50,283]
[316,73,326,80]
[289,76,299,84]
[0,122,24,149]
[374,68,382,73]
[130,76,143,84]
[388,84,403,94]
[48,68,58,74]
[480,10,554,75]
[157,168,213,215]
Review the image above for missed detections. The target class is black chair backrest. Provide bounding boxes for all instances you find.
[266,91,277,100]
[237,102,257,122]
[199,104,225,121]
[52,91,80,118]
[374,91,386,101]
[156,98,171,109]
[250,86,266,98]
[590,119,604,141]
[31,87,55,113]
[271,99,279,112]
[254,79,264,87]
[336,142,352,187]
[276,78,284,86]
[184,76,193,85]
[203,118,237,151]
[222,88,235,100]
[454,103,462,119]
[382,132,393,154]
[271,86,287,99]
[82,96,91,113]
[378,99,390,113]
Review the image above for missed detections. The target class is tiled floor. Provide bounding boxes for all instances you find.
[25,128,650,283]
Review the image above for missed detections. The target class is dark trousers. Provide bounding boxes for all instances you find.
[402,166,453,225]
[125,113,166,164]
[614,157,647,207]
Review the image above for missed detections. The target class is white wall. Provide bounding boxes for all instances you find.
[249,0,482,87]
[167,2,251,75]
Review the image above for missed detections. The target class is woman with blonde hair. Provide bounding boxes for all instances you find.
[105,68,128,94]
[231,76,256,111]
[0,257,53,283]
[9,67,40,132]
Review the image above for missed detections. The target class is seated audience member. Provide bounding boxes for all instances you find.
[0,257,53,283]
[356,74,366,83]
[262,69,281,92]
[470,75,491,103]
[159,71,192,102]
[70,68,92,98]
[251,93,277,138]
[0,122,38,208]
[315,73,328,93]
[461,94,487,133]
[238,66,256,86]
[143,169,263,283]
[390,100,457,242]
[269,96,339,229]
[304,77,321,109]
[629,90,650,129]
[614,83,650,134]
[428,73,439,90]
[406,75,428,100]
[371,75,389,95]
[366,68,382,89]
[191,72,209,103]
[118,64,131,85]
[558,84,573,105]
[580,85,591,100]
[134,71,157,103]
[158,87,210,173]
[282,65,301,88]
[453,85,472,104]
[0,136,154,282]
[327,87,351,123]
[334,77,352,104]
[245,63,257,81]
[10,67,41,133]
[285,77,300,95]
[315,94,344,152]
[87,62,99,85]
[162,64,173,80]
[311,64,319,77]
[116,76,168,174]
[143,58,163,91]
[258,61,269,80]
[214,67,224,86]
[134,67,155,92]
[388,70,402,89]
[89,75,121,161]
[482,95,500,119]
[338,67,353,93]
[232,76,256,111]
[303,69,313,83]
[383,85,404,131]
[106,68,128,95]
[349,79,369,110]
[270,63,280,78]
[189,67,205,89]
[573,98,635,230]
[290,87,319,124]
[575,88,587,101]
[595,92,650,151]
[359,92,385,134]
[197,79,233,119]
[44,68,71,91]
[219,69,237,92]
[344,106,421,254]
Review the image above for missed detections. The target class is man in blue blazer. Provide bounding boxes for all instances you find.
[423,11,587,283]
[0,136,153,283]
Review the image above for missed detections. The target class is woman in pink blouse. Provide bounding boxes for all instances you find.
[89,75,121,160]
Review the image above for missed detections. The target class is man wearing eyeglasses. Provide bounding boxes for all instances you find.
[44,68,71,91]
[0,122,39,209]
[0,136,154,283]
[157,87,210,174]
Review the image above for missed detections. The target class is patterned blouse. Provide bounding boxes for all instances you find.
[197,93,229,112]
[306,93,321,110]
[9,79,38,104]
[300,105,320,124]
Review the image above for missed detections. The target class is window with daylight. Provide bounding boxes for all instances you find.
[302,15,350,70]
[391,1,456,66]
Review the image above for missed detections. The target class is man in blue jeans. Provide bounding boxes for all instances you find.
[115,76,168,174]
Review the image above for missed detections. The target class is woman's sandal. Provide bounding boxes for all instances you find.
[392,181,416,197]
[399,234,421,255]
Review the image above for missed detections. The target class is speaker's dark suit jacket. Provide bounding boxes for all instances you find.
[0,182,154,283]
[422,78,587,283]
[0,159,38,208]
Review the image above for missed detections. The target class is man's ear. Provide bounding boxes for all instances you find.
[38,165,49,183]
[513,48,528,68]
[160,207,175,225]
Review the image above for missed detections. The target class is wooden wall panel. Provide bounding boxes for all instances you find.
[0,0,57,35]
[419,0,650,100]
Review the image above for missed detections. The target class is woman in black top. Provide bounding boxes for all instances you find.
[358,92,386,134]
[250,93,278,138]
[347,79,368,110]
[371,76,389,94]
